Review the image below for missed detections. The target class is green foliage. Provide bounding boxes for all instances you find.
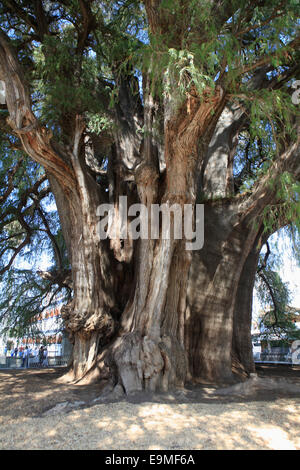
[261,173,300,236]
[258,308,300,343]
[33,34,101,128]
[86,113,114,135]
[0,139,70,339]
[164,48,214,96]
[0,267,69,340]
[257,262,290,312]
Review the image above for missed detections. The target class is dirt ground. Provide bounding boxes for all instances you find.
[0,364,299,450]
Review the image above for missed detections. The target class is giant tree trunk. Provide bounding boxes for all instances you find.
[185,202,260,383]
[87,85,226,393]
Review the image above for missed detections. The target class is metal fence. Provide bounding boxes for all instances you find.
[253,352,292,364]
[1,353,298,369]
[0,355,71,369]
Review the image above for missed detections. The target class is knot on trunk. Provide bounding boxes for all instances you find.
[61,302,116,341]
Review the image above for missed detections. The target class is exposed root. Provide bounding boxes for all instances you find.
[55,368,76,385]
[112,332,187,394]
[56,330,188,394]
[231,355,250,379]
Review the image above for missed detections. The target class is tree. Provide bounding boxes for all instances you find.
[0,1,299,393]
[254,236,300,343]
[0,135,71,338]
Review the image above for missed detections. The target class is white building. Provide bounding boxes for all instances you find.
[0,305,71,357]
[251,309,300,364]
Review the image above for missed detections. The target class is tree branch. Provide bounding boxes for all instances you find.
[257,241,271,274]
[239,124,300,221]
[0,29,76,195]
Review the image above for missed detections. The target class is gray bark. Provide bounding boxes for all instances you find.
[185,202,258,382]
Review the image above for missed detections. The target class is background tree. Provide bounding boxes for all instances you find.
[0,0,299,393]
[254,235,300,343]
[0,131,71,339]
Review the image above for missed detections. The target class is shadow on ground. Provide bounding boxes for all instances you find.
[0,364,299,421]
